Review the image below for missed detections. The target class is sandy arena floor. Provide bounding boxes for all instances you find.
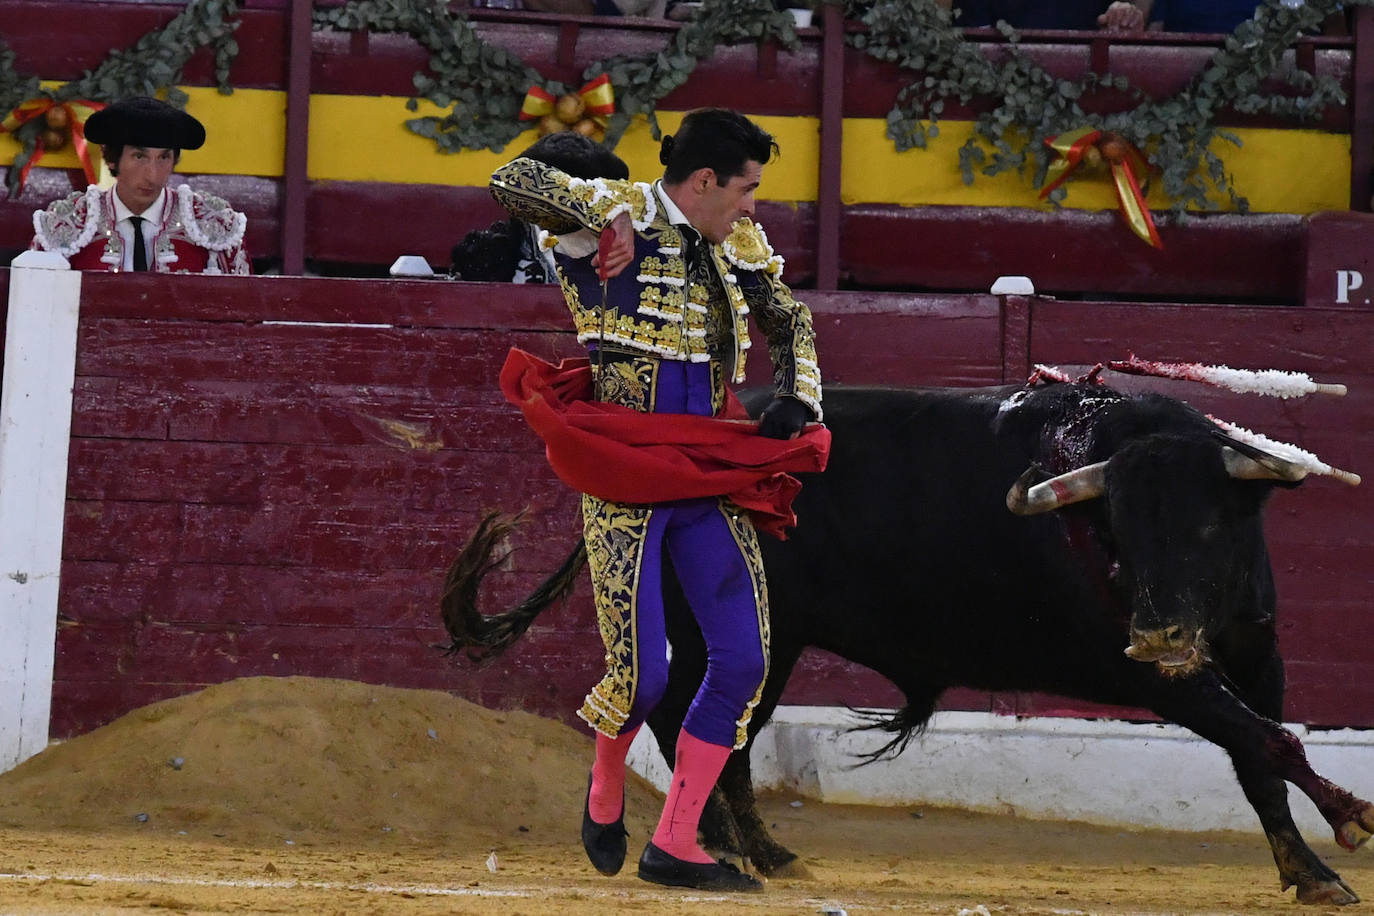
[0,677,1369,916]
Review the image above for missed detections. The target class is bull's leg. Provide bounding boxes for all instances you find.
[1149,672,1372,905]
[1213,623,1374,854]
[1207,625,1349,901]
[721,642,807,876]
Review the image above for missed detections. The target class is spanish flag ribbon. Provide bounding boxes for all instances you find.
[518,74,616,127]
[2,97,106,196]
[518,86,557,122]
[1041,127,1162,249]
[578,74,615,120]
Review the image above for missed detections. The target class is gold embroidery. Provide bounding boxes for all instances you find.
[578,495,654,738]
[594,357,657,412]
[715,500,770,750]
[492,158,821,409]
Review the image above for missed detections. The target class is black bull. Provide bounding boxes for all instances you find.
[441,381,1373,905]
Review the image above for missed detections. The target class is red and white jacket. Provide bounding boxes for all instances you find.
[30,184,251,275]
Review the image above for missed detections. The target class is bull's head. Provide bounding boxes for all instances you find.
[1006,433,1354,675]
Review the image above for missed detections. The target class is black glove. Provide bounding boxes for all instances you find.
[757,395,812,440]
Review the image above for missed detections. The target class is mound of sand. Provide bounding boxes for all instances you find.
[0,676,662,848]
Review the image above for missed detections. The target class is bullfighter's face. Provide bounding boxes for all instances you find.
[114,146,176,214]
[695,159,763,244]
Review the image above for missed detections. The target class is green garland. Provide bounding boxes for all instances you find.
[312,0,798,150]
[312,0,539,153]
[853,0,1366,214]
[584,0,800,143]
[0,39,40,130]
[1,0,241,197]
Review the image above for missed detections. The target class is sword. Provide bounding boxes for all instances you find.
[594,224,617,401]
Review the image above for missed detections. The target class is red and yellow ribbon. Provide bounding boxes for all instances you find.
[1041,127,1162,249]
[519,74,616,127]
[1,97,106,196]
[519,86,557,122]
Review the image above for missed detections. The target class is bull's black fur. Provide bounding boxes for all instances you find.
[440,381,1372,905]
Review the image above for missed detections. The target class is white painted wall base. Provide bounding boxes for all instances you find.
[0,252,81,773]
[628,705,1374,837]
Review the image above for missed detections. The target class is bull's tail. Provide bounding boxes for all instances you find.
[438,510,588,664]
[845,694,938,766]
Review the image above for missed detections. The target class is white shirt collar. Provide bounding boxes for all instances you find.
[653,180,694,232]
[111,187,167,227]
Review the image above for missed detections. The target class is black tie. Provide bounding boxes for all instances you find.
[678,225,700,274]
[129,215,148,271]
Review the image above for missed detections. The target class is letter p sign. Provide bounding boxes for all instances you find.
[1336,269,1364,304]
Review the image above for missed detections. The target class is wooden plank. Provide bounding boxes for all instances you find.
[304,183,820,284]
[842,205,1306,302]
[1305,211,1374,305]
[62,501,183,563]
[0,4,288,88]
[842,36,1352,131]
[76,322,574,384]
[1283,661,1374,726]
[65,440,569,506]
[75,272,574,328]
[76,389,538,451]
[310,20,823,116]
[58,561,592,630]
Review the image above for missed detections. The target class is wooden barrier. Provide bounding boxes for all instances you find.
[3,269,1365,740]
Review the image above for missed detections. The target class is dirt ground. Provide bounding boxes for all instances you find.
[0,677,1369,916]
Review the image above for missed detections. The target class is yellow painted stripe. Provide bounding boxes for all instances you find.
[840,118,1351,214]
[0,85,286,178]
[1,86,1350,214]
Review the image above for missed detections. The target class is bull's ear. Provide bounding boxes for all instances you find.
[1211,430,1308,484]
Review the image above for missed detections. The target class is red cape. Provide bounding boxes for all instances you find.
[500,348,831,539]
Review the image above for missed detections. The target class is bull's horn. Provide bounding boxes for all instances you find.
[1006,461,1108,515]
[1222,448,1361,486]
[1221,446,1309,483]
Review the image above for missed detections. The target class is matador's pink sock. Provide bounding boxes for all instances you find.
[651,729,732,864]
[588,725,640,824]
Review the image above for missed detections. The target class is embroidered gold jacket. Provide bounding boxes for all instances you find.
[489,157,822,418]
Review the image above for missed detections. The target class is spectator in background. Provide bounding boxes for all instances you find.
[29,96,250,275]
[523,0,668,14]
[1097,0,1255,31]
[1099,0,1346,33]
[452,131,629,282]
[957,0,1109,29]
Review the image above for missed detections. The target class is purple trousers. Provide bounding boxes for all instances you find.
[576,354,770,750]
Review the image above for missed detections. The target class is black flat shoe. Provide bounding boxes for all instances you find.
[637,841,763,892]
[581,775,627,876]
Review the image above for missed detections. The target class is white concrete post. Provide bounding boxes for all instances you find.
[0,251,81,772]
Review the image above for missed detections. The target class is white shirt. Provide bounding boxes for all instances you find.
[110,189,165,271]
[553,179,696,259]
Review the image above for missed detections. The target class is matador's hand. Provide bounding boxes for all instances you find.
[1098,1,1146,30]
[757,395,813,440]
[593,211,635,281]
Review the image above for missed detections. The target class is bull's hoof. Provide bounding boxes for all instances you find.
[1296,876,1360,906]
[766,856,813,879]
[1337,819,1372,851]
[748,843,800,876]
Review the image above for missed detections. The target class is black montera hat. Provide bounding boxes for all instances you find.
[84,96,206,150]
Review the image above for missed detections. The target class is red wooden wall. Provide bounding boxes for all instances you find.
[25,270,1373,738]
